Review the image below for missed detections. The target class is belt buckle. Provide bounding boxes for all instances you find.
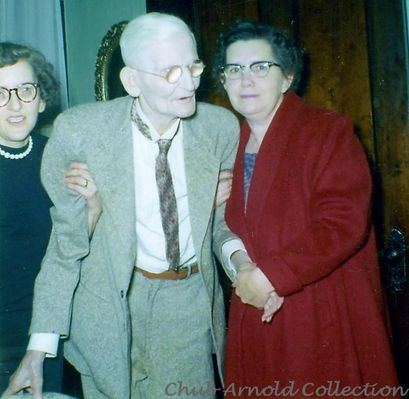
[175,263,194,279]
[183,263,192,279]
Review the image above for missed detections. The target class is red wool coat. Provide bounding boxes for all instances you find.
[224,93,399,399]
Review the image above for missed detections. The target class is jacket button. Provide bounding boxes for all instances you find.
[120,290,124,298]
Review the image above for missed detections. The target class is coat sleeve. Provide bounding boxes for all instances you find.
[258,116,374,296]
[30,113,90,337]
[211,110,241,280]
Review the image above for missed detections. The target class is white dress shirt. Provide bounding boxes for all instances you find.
[132,101,196,272]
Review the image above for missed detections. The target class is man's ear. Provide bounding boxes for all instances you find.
[120,66,141,97]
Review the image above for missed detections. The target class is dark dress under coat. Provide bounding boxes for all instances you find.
[224,92,399,398]
[0,131,62,392]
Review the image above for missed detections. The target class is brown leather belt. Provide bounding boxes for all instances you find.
[134,263,199,280]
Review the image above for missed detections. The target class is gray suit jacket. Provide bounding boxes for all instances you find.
[30,96,239,398]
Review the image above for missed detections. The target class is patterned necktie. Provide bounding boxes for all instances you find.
[131,101,180,271]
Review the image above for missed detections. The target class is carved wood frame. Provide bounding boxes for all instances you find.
[94,21,128,101]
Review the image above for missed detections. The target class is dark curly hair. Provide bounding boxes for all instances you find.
[213,20,303,92]
[0,42,59,107]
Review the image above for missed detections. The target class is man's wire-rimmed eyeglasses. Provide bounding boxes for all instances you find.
[134,60,205,84]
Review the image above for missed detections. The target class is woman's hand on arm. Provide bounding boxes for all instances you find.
[233,264,273,308]
[262,291,284,323]
[231,250,284,321]
[214,169,233,207]
[63,161,102,236]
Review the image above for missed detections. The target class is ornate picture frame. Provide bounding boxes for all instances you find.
[94,21,128,101]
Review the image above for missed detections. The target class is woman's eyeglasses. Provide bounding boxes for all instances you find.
[0,83,39,107]
[220,61,281,83]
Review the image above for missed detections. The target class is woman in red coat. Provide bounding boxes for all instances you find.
[213,20,400,398]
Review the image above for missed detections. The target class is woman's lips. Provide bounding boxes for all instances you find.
[7,115,25,124]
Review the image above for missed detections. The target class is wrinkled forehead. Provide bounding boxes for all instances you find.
[142,33,198,69]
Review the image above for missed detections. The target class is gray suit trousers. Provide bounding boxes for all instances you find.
[129,270,216,398]
[80,271,217,399]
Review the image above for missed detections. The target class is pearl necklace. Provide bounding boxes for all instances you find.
[0,136,33,160]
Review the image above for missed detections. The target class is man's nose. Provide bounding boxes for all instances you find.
[179,67,196,90]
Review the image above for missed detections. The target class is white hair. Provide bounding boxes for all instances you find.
[120,12,196,68]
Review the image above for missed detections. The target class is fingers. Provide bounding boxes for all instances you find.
[235,287,266,309]
[64,179,96,199]
[261,298,275,323]
[67,161,90,171]
[261,293,284,323]
[2,386,17,398]
[64,162,98,199]
[64,166,92,182]
[215,169,233,207]
[64,176,90,190]
[218,176,232,192]
[219,169,233,180]
[234,266,275,309]
[2,351,44,399]
[31,371,43,399]
[3,366,29,396]
[215,193,230,207]
[217,188,231,200]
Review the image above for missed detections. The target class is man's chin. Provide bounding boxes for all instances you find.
[177,101,197,119]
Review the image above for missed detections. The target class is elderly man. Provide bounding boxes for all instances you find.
[4,12,243,399]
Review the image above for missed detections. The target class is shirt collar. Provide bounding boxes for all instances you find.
[134,98,181,142]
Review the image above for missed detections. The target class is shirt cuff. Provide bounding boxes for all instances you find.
[27,333,60,358]
[221,239,247,279]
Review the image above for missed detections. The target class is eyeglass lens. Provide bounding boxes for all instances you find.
[165,61,205,84]
[0,83,38,107]
[222,62,279,81]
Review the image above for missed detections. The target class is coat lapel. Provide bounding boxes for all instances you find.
[245,93,303,231]
[225,123,249,240]
[183,118,219,257]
